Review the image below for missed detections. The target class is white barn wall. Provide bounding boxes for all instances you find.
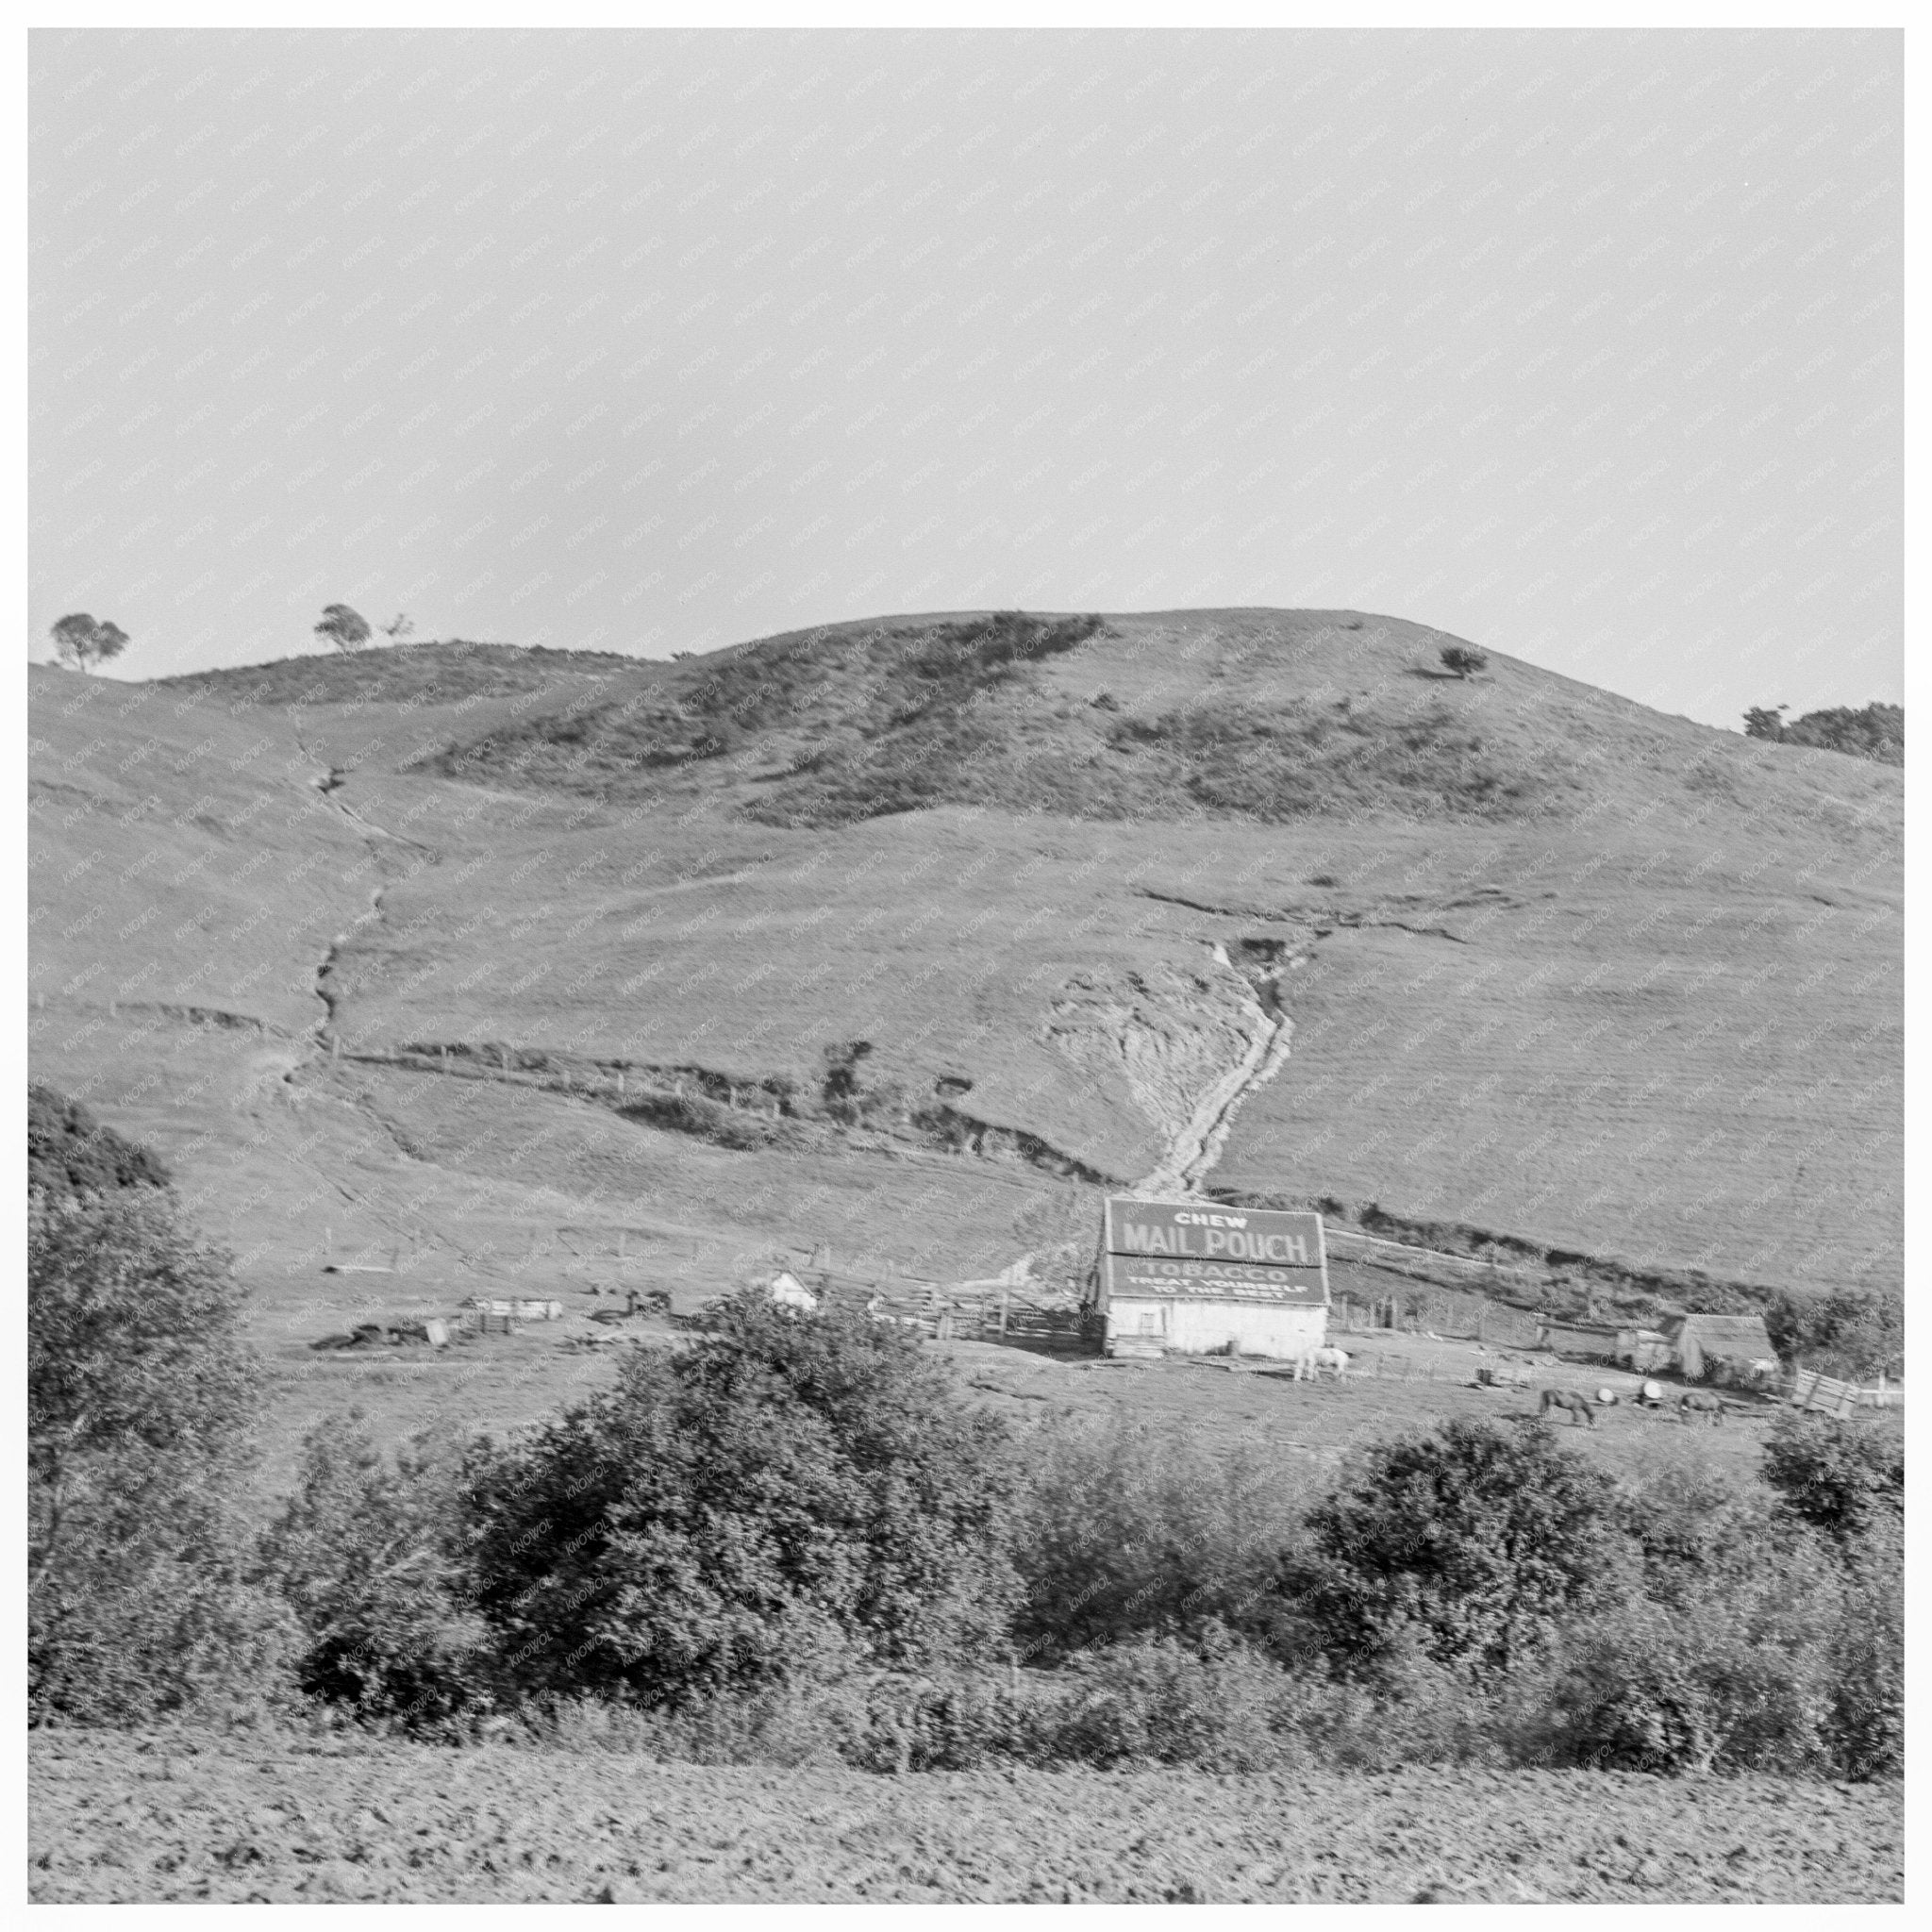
[1108,1297,1328,1357]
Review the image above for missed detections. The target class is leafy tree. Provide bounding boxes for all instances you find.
[1542,1541,1846,1776]
[1781,702,1904,765]
[259,1414,483,1731]
[48,612,129,675]
[1614,1453,1776,1612]
[315,603,373,651]
[1438,642,1489,679]
[1760,1285,1902,1381]
[1291,1418,1625,1679]
[1761,1410,1903,1548]
[1741,701,1903,765]
[1011,1413,1302,1658]
[28,1082,173,1200]
[379,612,416,643]
[29,1186,291,1723]
[459,1291,1019,1708]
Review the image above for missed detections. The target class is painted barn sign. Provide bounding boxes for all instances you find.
[1102,1200,1328,1304]
[1098,1197,1330,1359]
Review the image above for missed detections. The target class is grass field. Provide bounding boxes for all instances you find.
[29,607,1902,1495]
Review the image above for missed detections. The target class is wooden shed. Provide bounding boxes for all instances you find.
[1616,1326,1671,1372]
[1535,1318,1623,1363]
[1667,1312,1776,1383]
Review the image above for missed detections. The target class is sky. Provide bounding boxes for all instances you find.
[29,26,1902,729]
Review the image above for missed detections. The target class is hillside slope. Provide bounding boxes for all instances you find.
[28,612,1902,1481]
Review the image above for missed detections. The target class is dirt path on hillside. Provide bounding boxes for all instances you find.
[291,733,441,1057]
[1047,942,1296,1198]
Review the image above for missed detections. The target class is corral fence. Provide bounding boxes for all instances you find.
[1329,1286,1541,1349]
[1787,1367,1904,1417]
[807,1269,1090,1346]
[1323,1225,1546,1295]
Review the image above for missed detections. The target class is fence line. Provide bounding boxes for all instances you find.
[1788,1367,1903,1416]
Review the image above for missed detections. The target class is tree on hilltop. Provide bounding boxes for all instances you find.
[1744,700,1904,766]
[315,604,373,652]
[1439,642,1489,680]
[48,612,129,675]
[380,612,416,644]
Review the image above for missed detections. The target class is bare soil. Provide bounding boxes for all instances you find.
[28,1734,1900,1903]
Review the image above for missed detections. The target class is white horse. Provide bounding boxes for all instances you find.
[1291,1345,1350,1381]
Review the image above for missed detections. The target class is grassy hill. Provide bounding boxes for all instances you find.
[28,609,1902,1485]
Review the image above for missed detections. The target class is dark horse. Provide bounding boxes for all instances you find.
[1540,1388,1596,1428]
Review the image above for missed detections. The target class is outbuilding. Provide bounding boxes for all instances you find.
[1666,1311,1776,1383]
[768,1271,820,1311]
[1095,1197,1329,1358]
[1535,1318,1623,1363]
[1616,1325,1672,1372]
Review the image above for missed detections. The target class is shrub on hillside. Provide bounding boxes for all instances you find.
[1744,701,1903,765]
[258,1415,485,1734]
[1531,1437,1905,1780]
[1540,1514,1900,1779]
[1614,1445,1777,1610]
[1820,1530,1904,1780]
[29,1186,292,1724]
[28,1082,173,1200]
[1761,1410,1904,1548]
[1108,698,1552,824]
[458,1292,1020,1709]
[1540,1574,1830,1776]
[1287,1418,1626,1680]
[1760,1286,1902,1381]
[1439,642,1489,679]
[616,1086,815,1152]
[1010,1412,1312,1658]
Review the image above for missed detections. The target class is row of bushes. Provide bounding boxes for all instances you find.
[1743,702,1904,766]
[28,1164,1903,1781]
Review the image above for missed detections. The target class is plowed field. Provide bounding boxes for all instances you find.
[29,1734,1901,1903]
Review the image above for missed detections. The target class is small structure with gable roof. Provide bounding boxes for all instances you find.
[1666,1311,1776,1384]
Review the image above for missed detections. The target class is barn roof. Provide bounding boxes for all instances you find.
[1671,1312,1774,1348]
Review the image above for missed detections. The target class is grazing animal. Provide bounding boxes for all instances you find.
[1677,1389,1725,1426]
[1311,1345,1350,1379]
[1540,1388,1596,1428]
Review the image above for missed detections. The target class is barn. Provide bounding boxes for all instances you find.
[1096,1197,1329,1358]
[1667,1312,1776,1383]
